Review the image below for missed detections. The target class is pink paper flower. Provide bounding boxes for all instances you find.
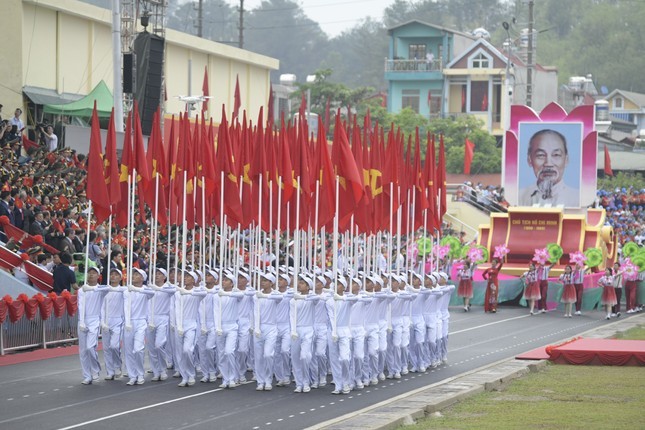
[569,251,587,266]
[433,245,450,259]
[533,248,549,265]
[493,244,510,259]
[468,247,483,263]
[623,258,638,281]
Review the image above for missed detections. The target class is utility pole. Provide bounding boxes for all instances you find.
[526,0,534,107]
[196,0,203,38]
[238,0,244,49]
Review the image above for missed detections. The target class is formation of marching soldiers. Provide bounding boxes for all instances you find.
[77,264,455,394]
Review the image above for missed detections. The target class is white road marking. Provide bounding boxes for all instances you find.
[450,314,531,335]
[55,388,225,430]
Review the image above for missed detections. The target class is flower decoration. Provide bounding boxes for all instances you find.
[533,248,549,265]
[583,248,603,268]
[493,244,510,259]
[60,290,72,299]
[569,251,587,266]
[630,252,645,273]
[407,242,419,261]
[3,295,13,305]
[465,245,488,264]
[416,238,433,256]
[433,244,450,260]
[440,236,462,259]
[546,243,563,263]
[622,258,639,281]
[622,241,639,258]
[34,293,45,303]
[48,292,58,300]
[17,293,29,304]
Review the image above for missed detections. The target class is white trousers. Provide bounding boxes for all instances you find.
[291,325,314,389]
[124,319,147,379]
[102,318,123,376]
[147,319,170,377]
[216,322,238,385]
[254,324,278,386]
[79,319,101,380]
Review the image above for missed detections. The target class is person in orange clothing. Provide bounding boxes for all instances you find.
[482,258,503,313]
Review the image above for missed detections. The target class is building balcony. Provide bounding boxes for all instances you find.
[384,58,443,81]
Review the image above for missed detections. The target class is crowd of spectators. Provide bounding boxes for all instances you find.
[454,181,509,212]
[594,187,645,248]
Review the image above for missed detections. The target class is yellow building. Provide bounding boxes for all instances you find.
[0,0,278,126]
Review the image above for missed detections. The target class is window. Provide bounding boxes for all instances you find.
[470,81,489,112]
[402,89,420,113]
[409,44,426,60]
[471,53,489,69]
[428,91,442,115]
[614,97,623,109]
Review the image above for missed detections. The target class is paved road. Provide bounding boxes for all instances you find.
[0,307,632,430]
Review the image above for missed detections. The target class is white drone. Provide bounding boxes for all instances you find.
[175,95,211,111]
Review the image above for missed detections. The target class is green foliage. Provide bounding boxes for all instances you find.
[405,364,645,430]
[162,0,645,95]
[598,172,645,192]
[426,116,501,174]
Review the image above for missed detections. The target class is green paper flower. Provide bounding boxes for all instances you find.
[622,241,639,258]
[584,248,603,268]
[546,243,563,263]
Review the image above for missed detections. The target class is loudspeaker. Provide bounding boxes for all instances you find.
[133,32,164,136]
[123,53,133,94]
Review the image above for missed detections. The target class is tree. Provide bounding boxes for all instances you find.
[166,0,237,43]
[244,0,329,81]
[426,116,501,173]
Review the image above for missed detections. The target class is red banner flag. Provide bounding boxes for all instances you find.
[423,132,437,233]
[216,105,243,226]
[331,113,364,231]
[202,66,209,114]
[436,134,447,222]
[313,116,335,231]
[464,138,475,175]
[115,111,133,227]
[104,108,121,209]
[233,76,241,121]
[267,83,274,127]
[604,145,613,177]
[86,101,111,224]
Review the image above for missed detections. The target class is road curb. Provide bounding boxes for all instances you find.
[313,313,644,430]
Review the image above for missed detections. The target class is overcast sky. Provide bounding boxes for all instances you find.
[242,0,396,37]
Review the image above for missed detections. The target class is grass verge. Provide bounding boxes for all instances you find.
[403,324,645,430]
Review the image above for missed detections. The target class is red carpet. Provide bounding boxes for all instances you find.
[0,344,102,367]
[515,346,550,361]
[548,338,645,366]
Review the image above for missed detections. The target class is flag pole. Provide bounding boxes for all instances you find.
[106,214,113,279]
[332,176,340,336]
[83,201,93,283]
[396,185,402,276]
[274,182,281,276]
[294,176,301,288]
[181,171,188,288]
[313,181,320,271]
[218,171,225,281]
[388,182,394,284]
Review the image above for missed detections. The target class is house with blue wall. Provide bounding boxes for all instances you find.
[384,20,475,118]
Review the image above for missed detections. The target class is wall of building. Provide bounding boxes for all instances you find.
[6,0,278,125]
